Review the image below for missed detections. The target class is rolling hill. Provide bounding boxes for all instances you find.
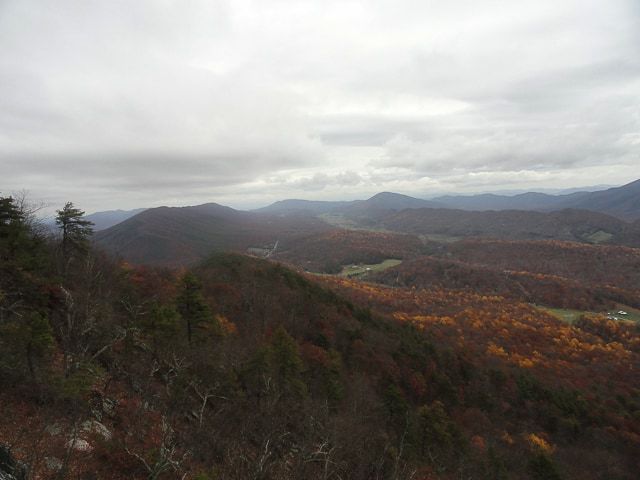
[434,178,640,220]
[85,207,147,230]
[379,207,640,246]
[258,178,640,226]
[255,198,355,215]
[94,203,331,266]
[94,199,640,267]
[433,191,589,212]
[256,192,442,219]
[273,229,426,273]
[5,191,640,479]
[557,178,640,220]
[338,192,443,224]
[369,238,640,310]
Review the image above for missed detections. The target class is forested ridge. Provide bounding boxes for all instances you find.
[368,239,640,312]
[1,196,640,479]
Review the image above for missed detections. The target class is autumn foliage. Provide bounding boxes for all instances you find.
[2,196,640,480]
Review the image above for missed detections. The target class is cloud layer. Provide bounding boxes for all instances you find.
[1,0,639,212]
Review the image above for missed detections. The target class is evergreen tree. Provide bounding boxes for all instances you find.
[0,196,53,384]
[0,196,28,261]
[0,312,54,381]
[269,326,307,397]
[0,196,49,312]
[55,202,93,264]
[143,304,181,357]
[528,453,564,480]
[176,272,217,344]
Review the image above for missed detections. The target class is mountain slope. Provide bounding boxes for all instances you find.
[254,198,356,215]
[370,238,640,310]
[433,178,640,220]
[379,207,640,246]
[257,179,640,222]
[85,208,147,230]
[5,194,640,479]
[434,191,589,211]
[359,192,442,210]
[94,203,331,266]
[256,192,442,219]
[558,178,640,220]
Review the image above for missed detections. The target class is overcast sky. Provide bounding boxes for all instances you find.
[1,0,639,213]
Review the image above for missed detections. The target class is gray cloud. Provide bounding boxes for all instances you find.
[1,0,639,213]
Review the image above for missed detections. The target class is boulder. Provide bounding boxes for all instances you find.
[80,420,112,441]
[66,438,92,452]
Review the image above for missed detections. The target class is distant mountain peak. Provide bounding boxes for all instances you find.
[368,191,407,199]
[363,192,442,209]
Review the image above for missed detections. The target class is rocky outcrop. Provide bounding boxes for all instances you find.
[0,445,26,480]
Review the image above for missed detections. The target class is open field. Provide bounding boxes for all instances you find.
[318,213,392,232]
[536,306,589,324]
[418,233,463,243]
[536,304,640,324]
[584,229,614,244]
[338,259,402,278]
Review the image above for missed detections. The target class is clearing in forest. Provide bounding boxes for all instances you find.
[338,259,402,278]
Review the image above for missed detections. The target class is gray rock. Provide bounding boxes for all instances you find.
[44,457,62,472]
[80,420,112,441]
[0,445,26,480]
[102,398,118,417]
[45,423,63,436]
[66,438,92,452]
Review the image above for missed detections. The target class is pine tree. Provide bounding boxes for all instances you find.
[176,272,217,344]
[269,326,307,397]
[0,196,28,260]
[55,202,93,266]
[0,196,53,383]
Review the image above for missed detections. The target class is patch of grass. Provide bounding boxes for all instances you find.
[418,233,463,244]
[583,230,613,244]
[536,306,588,324]
[534,304,640,324]
[338,259,402,278]
[318,213,391,232]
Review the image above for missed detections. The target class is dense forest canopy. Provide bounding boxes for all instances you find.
[1,195,639,480]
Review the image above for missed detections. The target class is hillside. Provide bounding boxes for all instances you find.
[339,192,443,224]
[3,194,640,479]
[273,229,426,273]
[255,198,355,215]
[379,207,640,247]
[434,191,589,212]
[85,208,147,230]
[94,203,331,266]
[93,200,640,268]
[439,238,640,287]
[257,192,441,220]
[557,178,640,220]
[370,239,640,311]
[2,203,639,479]
[433,178,640,221]
[355,192,442,210]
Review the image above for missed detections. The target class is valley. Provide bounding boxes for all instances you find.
[3,181,640,479]
[4,1,639,477]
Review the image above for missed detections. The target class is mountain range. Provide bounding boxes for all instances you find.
[431,179,640,220]
[257,179,640,221]
[91,178,640,267]
[255,191,443,217]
